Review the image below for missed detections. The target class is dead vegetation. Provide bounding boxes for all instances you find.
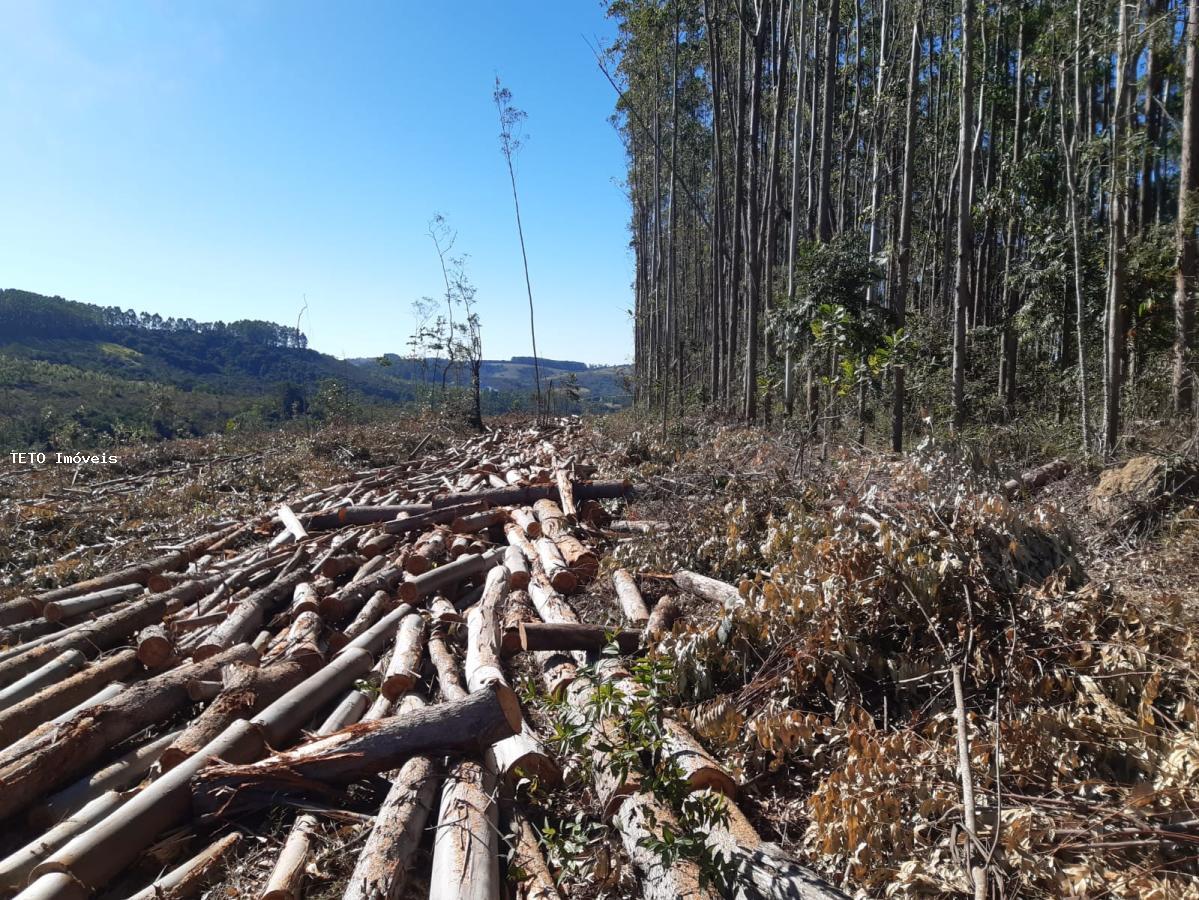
[0,415,1195,898]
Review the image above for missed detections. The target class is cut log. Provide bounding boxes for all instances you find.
[343,695,442,900]
[0,650,137,749]
[0,650,87,713]
[696,788,849,900]
[306,504,433,530]
[192,681,522,819]
[277,504,309,542]
[553,467,577,519]
[381,613,427,700]
[331,589,393,651]
[159,660,308,771]
[41,583,143,623]
[398,548,504,604]
[261,687,369,900]
[464,569,559,789]
[289,582,320,617]
[518,622,640,656]
[428,630,467,702]
[532,500,597,580]
[320,554,367,579]
[662,720,736,797]
[428,759,499,900]
[349,555,389,584]
[405,529,447,575]
[0,789,132,891]
[613,791,719,900]
[611,569,650,625]
[429,595,463,628]
[265,610,324,674]
[672,570,742,608]
[645,596,682,639]
[317,690,371,734]
[430,479,631,510]
[381,500,488,536]
[29,729,181,829]
[359,531,400,559]
[27,649,378,893]
[452,508,509,534]
[261,815,315,900]
[503,546,530,590]
[126,831,242,900]
[137,625,175,669]
[505,807,563,900]
[0,643,257,823]
[321,563,404,622]
[533,539,578,594]
[1004,457,1071,497]
[509,507,542,539]
[464,567,510,693]
[500,589,537,656]
[192,571,308,660]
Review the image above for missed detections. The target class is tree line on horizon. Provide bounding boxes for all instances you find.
[607,0,1198,455]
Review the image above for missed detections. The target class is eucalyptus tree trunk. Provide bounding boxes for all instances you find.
[1175,0,1199,416]
[951,0,975,431]
[999,15,1024,415]
[1103,0,1134,455]
[892,5,922,453]
[785,0,809,418]
[743,0,769,422]
[815,0,839,242]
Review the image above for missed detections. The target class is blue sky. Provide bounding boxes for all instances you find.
[0,1,633,365]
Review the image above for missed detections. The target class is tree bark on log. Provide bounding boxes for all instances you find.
[191,681,521,819]
[503,546,530,590]
[306,504,434,530]
[261,676,369,900]
[612,791,719,900]
[662,719,736,796]
[532,500,597,580]
[428,759,499,900]
[0,644,257,822]
[331,590,393,651]
[533,539,578,594]
[193,571,308,661]
[430,479,630,510]
[343,695,442,900]
[517,622,640,656]
[126,831,242,900]
[320,554,367,579]
[504,806,563,900]
[611,569,650,625]
[509,508,542,539]
[672,570,742,608]
[159,660,307,771]
[645,597,682,640]
[397,549,504,604]
[0,651,137,747]
[381,613,426,700]
[289,582,320,617]
[263,610,324,675]
[137,625,174,668]
[500,589,537,656]
[41,584,143,624]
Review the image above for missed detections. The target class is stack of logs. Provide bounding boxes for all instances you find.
[0,420,843,900]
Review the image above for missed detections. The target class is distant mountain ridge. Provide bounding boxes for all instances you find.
[0,289,629,447]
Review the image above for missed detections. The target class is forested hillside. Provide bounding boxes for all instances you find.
[607,0,1197,454]
[0,291,630,447]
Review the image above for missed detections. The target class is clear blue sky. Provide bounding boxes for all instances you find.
[0,1,633,365]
